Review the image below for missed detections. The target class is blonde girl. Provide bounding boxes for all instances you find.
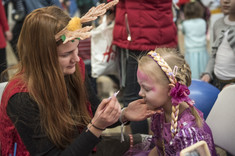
[124,48,216,156]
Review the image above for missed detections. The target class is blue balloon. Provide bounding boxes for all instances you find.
[188,80,220,119]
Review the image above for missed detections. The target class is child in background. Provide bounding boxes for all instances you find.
[124,48,216,156]
[181,1,209,79]
[201,0,223,46]
[201,0,235,90]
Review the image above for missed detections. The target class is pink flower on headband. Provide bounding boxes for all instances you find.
[170,82,194,106]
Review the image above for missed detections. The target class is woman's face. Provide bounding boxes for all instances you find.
[137,68,170,110]
[57,40,80,75]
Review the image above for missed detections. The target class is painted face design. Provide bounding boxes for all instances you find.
[57,40,80,75]
[137,68,170,110]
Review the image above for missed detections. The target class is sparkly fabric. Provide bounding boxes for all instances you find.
[124,108,217,156]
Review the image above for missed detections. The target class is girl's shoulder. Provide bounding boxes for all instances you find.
[177,107,203,128]
[175,108,213,143]
[169,123,214,155]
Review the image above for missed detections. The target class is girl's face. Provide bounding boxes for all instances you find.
[137,68,170,110]
[57,40,80,75]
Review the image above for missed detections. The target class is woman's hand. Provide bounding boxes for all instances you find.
[92,95,121,130]
[122,99,156,122]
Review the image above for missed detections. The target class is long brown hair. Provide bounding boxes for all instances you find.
[11,6,91,148]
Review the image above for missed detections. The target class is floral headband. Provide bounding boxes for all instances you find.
[147,51,194,107]
[55,0,119,44]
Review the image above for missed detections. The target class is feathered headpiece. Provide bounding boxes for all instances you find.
[55,0,119,44]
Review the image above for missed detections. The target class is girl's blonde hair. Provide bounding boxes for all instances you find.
[10,6,91,148]
[138,48,202,137]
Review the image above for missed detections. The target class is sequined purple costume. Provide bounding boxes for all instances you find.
[124,108,217,156]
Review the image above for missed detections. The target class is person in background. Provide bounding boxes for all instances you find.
[69,0,78,17]
[201,0,235,90]
[2,0,10,17]
[201,0,224,48]
[76,0,95,16]
[124,48,216,156]
[0,2,157,155]
[60,0,71,14]
[219,0,232,15]
[182,1,209,79]
[108,0,178,135]
[0,0,12,82]
[8,0,62,60]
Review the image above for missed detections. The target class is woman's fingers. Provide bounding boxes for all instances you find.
[110,100,121,120]
[102,96,121,122]
[103,96,119,115]
[98,98,111,111]
[93,96,121,128]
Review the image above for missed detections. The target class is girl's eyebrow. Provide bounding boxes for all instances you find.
[141,83,151,88]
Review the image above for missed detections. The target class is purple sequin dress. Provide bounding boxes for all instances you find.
[124,108,217,156]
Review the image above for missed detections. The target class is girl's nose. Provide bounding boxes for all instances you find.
[138,89,144,97]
